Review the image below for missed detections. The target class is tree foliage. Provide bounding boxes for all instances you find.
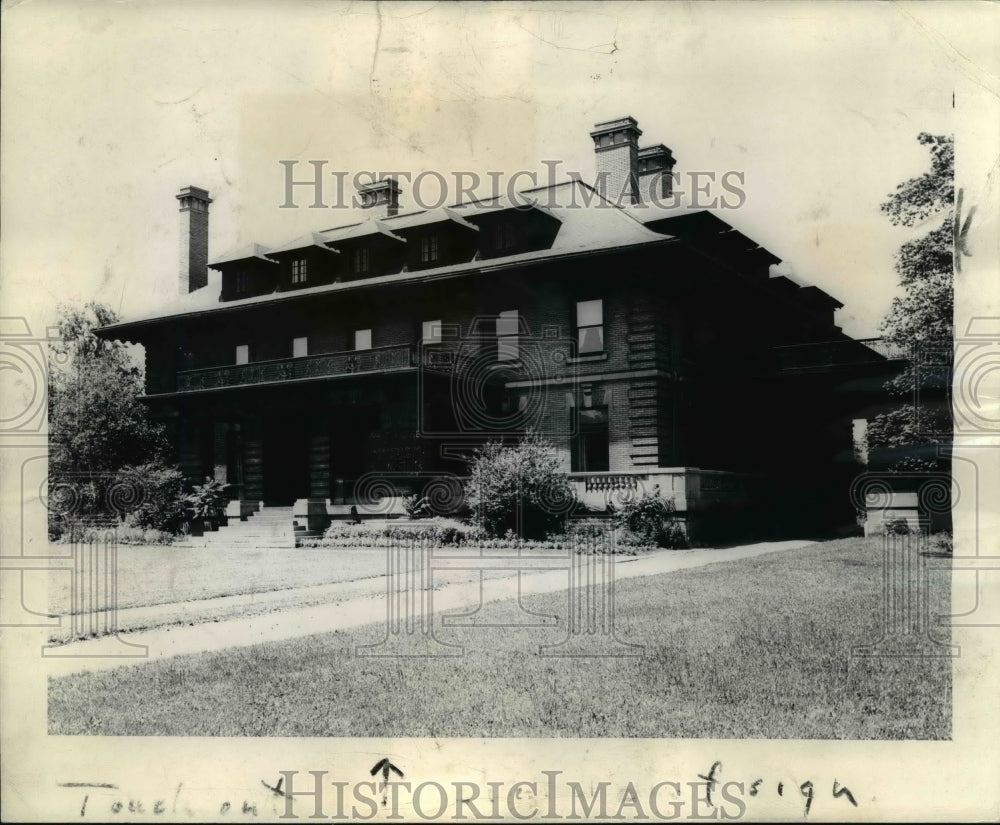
[48,302,173,535]
[880,133,954,228]
[878,133,954,356]
[870,133,953,471]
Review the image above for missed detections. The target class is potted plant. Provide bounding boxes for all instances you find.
[402,492,430,520]
[184,477,230,534]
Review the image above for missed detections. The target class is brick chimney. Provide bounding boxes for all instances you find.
[638,144,676,204]
[590,116,642,204]
[176,185,212,294]
[358,177,401,219]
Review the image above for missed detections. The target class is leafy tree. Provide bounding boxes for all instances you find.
[868,133,953,470]
[48,302,172,534]
[464,432,575,539]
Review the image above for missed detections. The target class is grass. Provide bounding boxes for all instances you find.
[48,537,952,739]
[48,545,391,614]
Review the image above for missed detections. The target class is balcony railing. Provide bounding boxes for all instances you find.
[774,337,909,373]
[176,344,416,392]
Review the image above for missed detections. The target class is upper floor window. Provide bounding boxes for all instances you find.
[493,222,517,252]
[576,299,604,354]
[497,310,519,361]
[235,344,250,365]
[422,319,442,344]
[420,234,440,264]
[235,271,249,295]
[291,258,308,284]
[352,247,370,276]
[354,328,372,351]
[292,336,308,358]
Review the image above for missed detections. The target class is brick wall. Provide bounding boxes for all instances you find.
[595,143,638,204]
[178,200,209,295]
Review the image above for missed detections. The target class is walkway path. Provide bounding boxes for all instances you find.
[43,540,813,678]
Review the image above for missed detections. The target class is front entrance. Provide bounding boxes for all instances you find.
[262,415,310,505]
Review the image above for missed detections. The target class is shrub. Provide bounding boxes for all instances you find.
[52,524,176,545]
[306,519,487,549]
[928,531,953,555]
[883,518,912,536]
[113,463,186,532]
[464,432,575,539]
[184,477,230,521]
[611,487,687,549]
[300,516,658,555]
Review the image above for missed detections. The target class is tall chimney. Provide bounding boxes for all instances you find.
[638,144,676,204]
[590,116,642,204]
[176,185,212,294]
[358,177,401,219]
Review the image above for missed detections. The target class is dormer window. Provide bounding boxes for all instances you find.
[352,247,370,275]
[493,223,517,252]
[291,258,308,284]
[235,271,249,295]
[420,234,440,264]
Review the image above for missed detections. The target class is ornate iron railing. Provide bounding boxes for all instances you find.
[773,337,909,372]
[177,344,416,392]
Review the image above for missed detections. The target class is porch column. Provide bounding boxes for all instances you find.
[243,416,264,502]
[308,413,331,499]
[178,416,204,483]
[212,422,228,485]
[301,413,332,534]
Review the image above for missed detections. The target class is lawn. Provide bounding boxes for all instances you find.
[48,536,952,739]
[48,545,392,614]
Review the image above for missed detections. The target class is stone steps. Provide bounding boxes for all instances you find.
[178,507,296,549]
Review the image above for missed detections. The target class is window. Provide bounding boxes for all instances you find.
[420,234,440,263]
[422,319,442,344]
[493,222,516,252]
[571,406,610,472]
[235,271,249,295]
[576,299,604,354]
[497,309,519,361]
[235,344,250,365]
[352,247,370,275]
[291,258,308,284]
[293,336,308,358]
[354,328,372,351]
[852,418,869,465]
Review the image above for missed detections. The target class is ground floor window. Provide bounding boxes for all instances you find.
[571,406,610,472]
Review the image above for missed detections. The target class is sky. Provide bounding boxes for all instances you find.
[1,1,997,339]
